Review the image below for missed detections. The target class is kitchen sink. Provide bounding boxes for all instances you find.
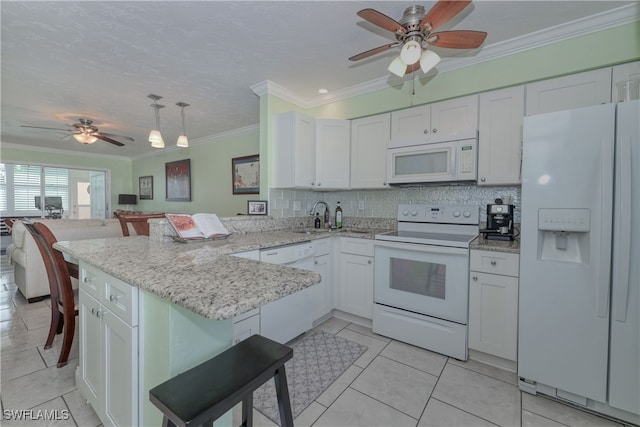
[293,228,369,235]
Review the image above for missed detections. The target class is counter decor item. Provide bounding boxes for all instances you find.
[232,154,260,195]
[247,200,268,216]
[165,159,191,201]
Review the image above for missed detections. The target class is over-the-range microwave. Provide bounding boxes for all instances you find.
[387,133,478,185]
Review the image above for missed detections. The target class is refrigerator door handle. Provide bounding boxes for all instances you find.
[596,139,613,319]
[613,137,632,322]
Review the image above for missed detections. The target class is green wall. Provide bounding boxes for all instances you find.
[0,144,132,212]
[131,129,259,217]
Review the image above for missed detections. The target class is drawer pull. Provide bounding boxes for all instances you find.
[472,276,478,281]
[83,276,93,283]
[367,259,373,264]
[109,294,121,303]
[490,260,497,266]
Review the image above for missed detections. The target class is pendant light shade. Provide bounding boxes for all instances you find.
[148,94,165,149]
[73,133,98,144]
[388,56,407,78]
[400,40,421,65]
[176,102,190,148]
[419,50,441,74]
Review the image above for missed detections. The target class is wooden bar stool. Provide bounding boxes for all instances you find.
[149,334,294,427]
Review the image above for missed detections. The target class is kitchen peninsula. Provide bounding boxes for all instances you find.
[54,231,327,427]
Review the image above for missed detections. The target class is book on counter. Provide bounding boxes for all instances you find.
[166,213,230,240]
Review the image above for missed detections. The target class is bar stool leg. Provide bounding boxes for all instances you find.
[274,366,293,427]
[242,393,253,427]
[161,416,178,427]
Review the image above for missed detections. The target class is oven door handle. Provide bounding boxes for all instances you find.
[374,240,469,256]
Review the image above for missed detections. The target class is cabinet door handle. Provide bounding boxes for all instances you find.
[311,181,315,186]
[432,128,437,133]
[83,276,93,283]
[472,276,478,281]
[490,260,497,266]
[480,177,486,182]
[109,294,120,303]
[423,129,429,134]
[314,260,318,265]
[91,308,96,316]
[317,182,322,186]
[367,259,373,264]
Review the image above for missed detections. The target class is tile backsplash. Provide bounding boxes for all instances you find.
[269,185,521,223]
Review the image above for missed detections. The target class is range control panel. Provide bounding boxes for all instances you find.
[397,204,479,225]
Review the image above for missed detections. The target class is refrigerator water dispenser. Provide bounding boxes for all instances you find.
[537,208,591,264]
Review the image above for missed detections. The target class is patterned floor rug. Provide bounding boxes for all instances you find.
[253,330,367,425]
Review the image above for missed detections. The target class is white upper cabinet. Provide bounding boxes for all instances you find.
[315,119,350,189]
[478,86,525,186]
[525,68,612,116]
[390,95,478,147]
[350,113,390,189]
[612,60,640,102]
[273,112,349,189]
[273,111,316,188]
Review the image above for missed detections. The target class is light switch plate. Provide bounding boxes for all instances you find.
[359,200,365,210]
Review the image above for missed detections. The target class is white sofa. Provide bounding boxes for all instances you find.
[7,219,122,302]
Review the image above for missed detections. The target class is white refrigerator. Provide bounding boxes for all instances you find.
[518,100,639,425]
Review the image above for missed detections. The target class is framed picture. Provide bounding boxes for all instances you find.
[165,159,191,201]
[247,200,268,216]
[139,176,153,200]
[232,154,259,195]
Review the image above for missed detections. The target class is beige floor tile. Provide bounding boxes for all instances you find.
[418,398,497,427]
[448,357,519,386]
[521,393,623,427]
[381,340,448,377]
[0,307,18,321]
[294,401,327,427]
[432,364,521,427]
[62,390,101,427]
[38,333,79,368]
[1,359,78,410]
[522,409,568,427]
[21,306,52,331]
[346,323,391,343]
[315,364,363,407]
[1,397,75,427]
[0,318,28,337]
[314,388,416,427]
[314,317,349,335]
[1,347,47,383]
[1,326,48,355]
[351,355,437,419]
[336,328,389,368]
[233,403,278,427]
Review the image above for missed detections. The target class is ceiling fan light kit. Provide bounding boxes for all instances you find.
[21,117,132,147]
[73,133,98,144]
[351,1,486,78]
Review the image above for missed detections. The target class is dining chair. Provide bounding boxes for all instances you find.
[118,213,166,236]
[22,220,78,367]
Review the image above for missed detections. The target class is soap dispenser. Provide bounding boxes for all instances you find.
[314,213,321,229]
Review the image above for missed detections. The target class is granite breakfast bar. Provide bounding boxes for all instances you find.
[54,231,326,427]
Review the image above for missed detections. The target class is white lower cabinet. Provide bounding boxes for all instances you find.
[232,308,260,344]
[468,250,519,370]
[336,238,374,320]
[79,264,138,427]
[312,238,333,322]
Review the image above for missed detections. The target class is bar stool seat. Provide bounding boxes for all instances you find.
[149,334,293,427]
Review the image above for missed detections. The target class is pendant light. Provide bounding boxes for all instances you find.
[176,102,190,148]
[148,94,165,148]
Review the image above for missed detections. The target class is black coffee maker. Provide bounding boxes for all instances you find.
[482,198,515,241]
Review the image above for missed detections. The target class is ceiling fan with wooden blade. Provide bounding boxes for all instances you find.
[21,118,133,146]
[350,0,487,77]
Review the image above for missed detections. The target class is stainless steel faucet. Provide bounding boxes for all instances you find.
[310,201,330,224]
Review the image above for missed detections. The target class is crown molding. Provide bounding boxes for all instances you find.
[0,141,132,161]
[256,3,638,109]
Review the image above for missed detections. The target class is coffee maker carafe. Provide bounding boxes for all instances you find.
[483,198,515,241]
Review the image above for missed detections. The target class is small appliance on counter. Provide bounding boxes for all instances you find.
[480,198,515,241]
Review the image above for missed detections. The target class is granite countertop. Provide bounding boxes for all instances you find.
[470,234,520,254]
[54,228,385,321]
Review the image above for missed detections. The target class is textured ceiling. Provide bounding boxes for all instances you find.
[1,1,635,158]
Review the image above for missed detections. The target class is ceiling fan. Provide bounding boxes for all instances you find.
[349,0,487,77]
[21,118,134,146]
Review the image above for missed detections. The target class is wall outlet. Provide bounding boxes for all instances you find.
[359,200,365,210]
[293,201,301,211]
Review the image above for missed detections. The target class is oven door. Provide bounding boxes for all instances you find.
[374,240,469,324]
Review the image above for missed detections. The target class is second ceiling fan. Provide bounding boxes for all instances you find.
[350,0,487,77]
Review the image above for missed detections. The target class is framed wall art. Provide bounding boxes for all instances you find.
[247,200,268,215]
[139,176,153,200]
[232,154,259,195]
[165,159,191,201]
